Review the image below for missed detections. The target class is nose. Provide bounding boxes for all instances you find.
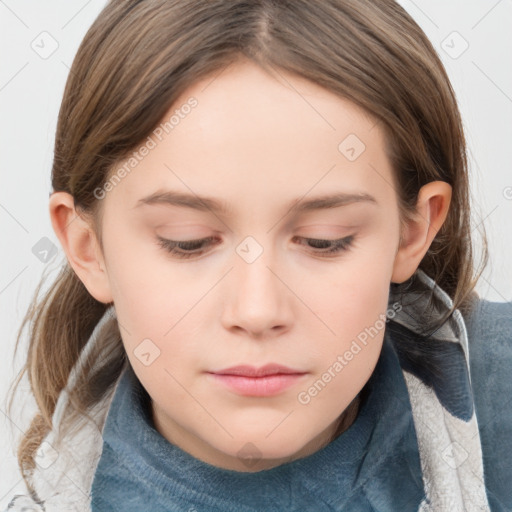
[220,248,293,339]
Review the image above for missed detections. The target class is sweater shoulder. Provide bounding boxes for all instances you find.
[464,298,512,388]
[463,298,512,511]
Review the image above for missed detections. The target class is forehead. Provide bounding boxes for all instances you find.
[107,59,396,214]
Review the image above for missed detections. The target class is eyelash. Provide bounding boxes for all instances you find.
[156,234,355,259]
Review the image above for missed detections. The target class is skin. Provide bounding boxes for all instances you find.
[49,59,452,472]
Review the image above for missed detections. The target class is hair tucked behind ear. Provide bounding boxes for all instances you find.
[6,0,488,494]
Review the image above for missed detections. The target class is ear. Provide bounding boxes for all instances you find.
[391,181,452,284]
[49,191,113,304]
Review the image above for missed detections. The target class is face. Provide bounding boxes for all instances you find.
[96,59,402,471]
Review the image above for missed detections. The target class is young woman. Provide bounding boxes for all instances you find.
[5,0,512,511]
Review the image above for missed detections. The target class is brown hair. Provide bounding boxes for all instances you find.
[6,0,488,494]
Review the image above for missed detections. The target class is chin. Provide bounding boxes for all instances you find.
[217,431,311,463]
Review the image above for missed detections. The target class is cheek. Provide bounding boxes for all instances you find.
[299,275,389,417]
[298,254,393,344]
[102,218,177,311]
[296,242,393,385]
[101,226,204,363]
[314,278,388,377]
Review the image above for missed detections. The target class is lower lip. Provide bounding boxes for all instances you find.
[207,373,307,396]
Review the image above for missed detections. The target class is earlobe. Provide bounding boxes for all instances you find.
[391,181,452,284]
[49,191,113,304]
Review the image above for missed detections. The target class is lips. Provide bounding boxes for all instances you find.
[206,364,308,397]
[209,363,306,377]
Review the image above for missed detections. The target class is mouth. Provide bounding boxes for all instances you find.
[206,364,308,397]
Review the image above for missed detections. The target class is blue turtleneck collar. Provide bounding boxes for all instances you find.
[91,325,426,511]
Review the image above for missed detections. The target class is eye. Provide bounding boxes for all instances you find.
[156,234,355,259]
[156,235,219,259]
[292,235,355,257]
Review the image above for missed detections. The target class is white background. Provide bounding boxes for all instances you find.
[1,0,511,506]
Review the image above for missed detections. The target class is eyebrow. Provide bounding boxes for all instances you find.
[133,189,378,215]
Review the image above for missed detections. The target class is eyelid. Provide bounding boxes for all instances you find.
[293,234,355,257]
[156,234,355,259]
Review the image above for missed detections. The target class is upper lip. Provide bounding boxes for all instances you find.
[209,364,306,377]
